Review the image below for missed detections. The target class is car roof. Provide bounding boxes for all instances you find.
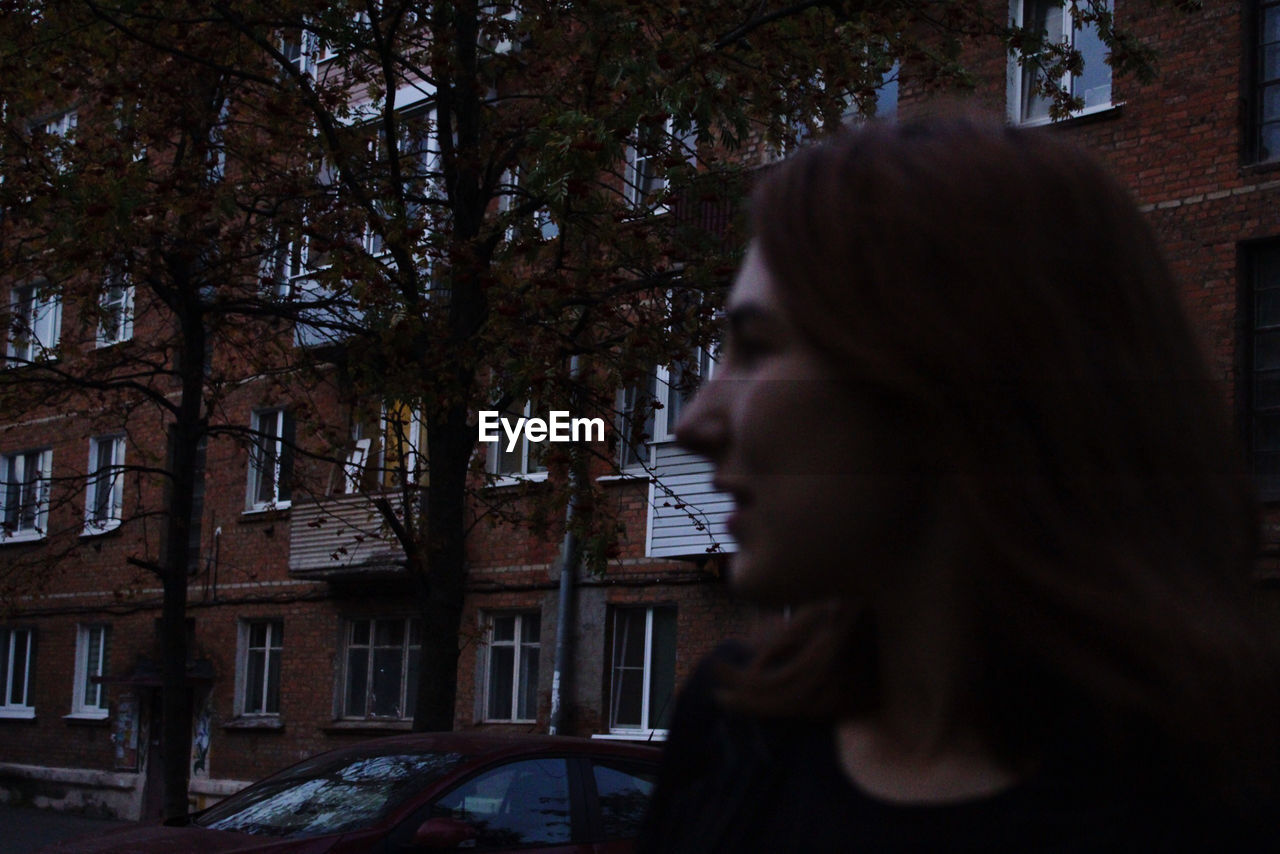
[304,731,662,766]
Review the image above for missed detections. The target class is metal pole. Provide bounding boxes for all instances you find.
[548,356,581,735]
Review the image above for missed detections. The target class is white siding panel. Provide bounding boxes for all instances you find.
[288,494,406,573]
[646,443,736,558]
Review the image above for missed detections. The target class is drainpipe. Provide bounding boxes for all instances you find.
[548,356,581,735]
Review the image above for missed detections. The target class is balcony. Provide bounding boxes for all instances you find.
[288,493,410,580]
[645,442,735,559]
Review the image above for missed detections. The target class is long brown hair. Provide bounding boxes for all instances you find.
[729,114,1280,804]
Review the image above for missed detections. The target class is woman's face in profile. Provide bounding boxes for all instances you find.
[675,245,922,602]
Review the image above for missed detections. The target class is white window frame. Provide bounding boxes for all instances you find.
[7,284,62,365]
[482,611,541,723]
[280,27,318,77]
[654,347,717,442]
[486,400,549,481]
[615,378,658,471]
[70,624,109,719]
[496,167,559,244]
[344,435,372,494]
[84,435,125,535]
[1008,0,1114,126]
[608,606,676,736]
[96,274,135,347]
[246,409,292,512]
[235,619,283,717]
[340,617,422,720]
[0,627,35,719]
[624,118,674,212]
[260,232,309,300]
[1,448,52,542]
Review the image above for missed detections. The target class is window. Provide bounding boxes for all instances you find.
[71,624,109,718]
[496,167,559,243]
[261,232,309,300]
[247,409,293,511]
[7,284,61,365]
[624,118,674,211]
[97,274,134,347]
[1,448,51,541]
[1258,0,1280,160]
[84,436,125,534]
[432,758,572,847]
[343,427,372,494]
[487,400,549,478]
[1248,245,1280,498]
[616,376,657,469]
[592,760,657,841]
[342,617,421,719]
[381,401,426,488]
[43,109,76,171]
[0,627,34,719]
[1009,0,1113,125]
[484,612,540,722]
[281,28,317,76]
[656,347,716,442]
[607,606,676,734]
[237,620,283,716]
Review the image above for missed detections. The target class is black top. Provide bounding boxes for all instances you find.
[637,644,1272,853]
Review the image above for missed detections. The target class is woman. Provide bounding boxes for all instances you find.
[640,116,1280,851]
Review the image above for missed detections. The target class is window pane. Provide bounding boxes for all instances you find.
[1264,85,1280,125]
[518,645,539,720]
[266,647,281,714]
[0,632,9,705]
[520,613,540,644]
[405,645,419,720]
[1255,410,1280,451]
[345,648,368,716]
[491,615,515,643]
[1256,371,1280,410]
[247,648,266,712]
[250,622,268,648]
[350,620,370,646]
[1265,3,1280,45]
[1074,14,1110,109]
[612,665,643,729]
[648,609,677,729]
[1257,330,1280,370]
[371,648,404,716]
[616,611,644,669]
[1258,286,1280,328]
[487,645,514,719]
[434,759,571,847]
[1266,44,1280,82]
[374,619,404,647]
[11,631,27,705]
[1262,122,1280,162]
[593,762,656,840]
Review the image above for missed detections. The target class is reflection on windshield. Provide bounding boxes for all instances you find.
[195,750,467,838]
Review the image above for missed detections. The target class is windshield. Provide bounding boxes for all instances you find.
[194,748,467,838]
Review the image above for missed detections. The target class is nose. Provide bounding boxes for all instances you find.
[674,375,729,460]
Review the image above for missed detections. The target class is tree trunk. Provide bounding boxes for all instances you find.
[412,408,473,731]
[159,421,198,819]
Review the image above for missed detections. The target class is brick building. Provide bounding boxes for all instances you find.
[4,0,1280,822]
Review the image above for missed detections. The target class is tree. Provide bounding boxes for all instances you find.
[0,0,1164,816]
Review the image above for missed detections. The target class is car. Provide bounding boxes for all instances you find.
[41,732,662,853]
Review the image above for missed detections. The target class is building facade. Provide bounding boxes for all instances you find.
[4,0,1280,821]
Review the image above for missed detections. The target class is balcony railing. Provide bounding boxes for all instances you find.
[288,492,411,580]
